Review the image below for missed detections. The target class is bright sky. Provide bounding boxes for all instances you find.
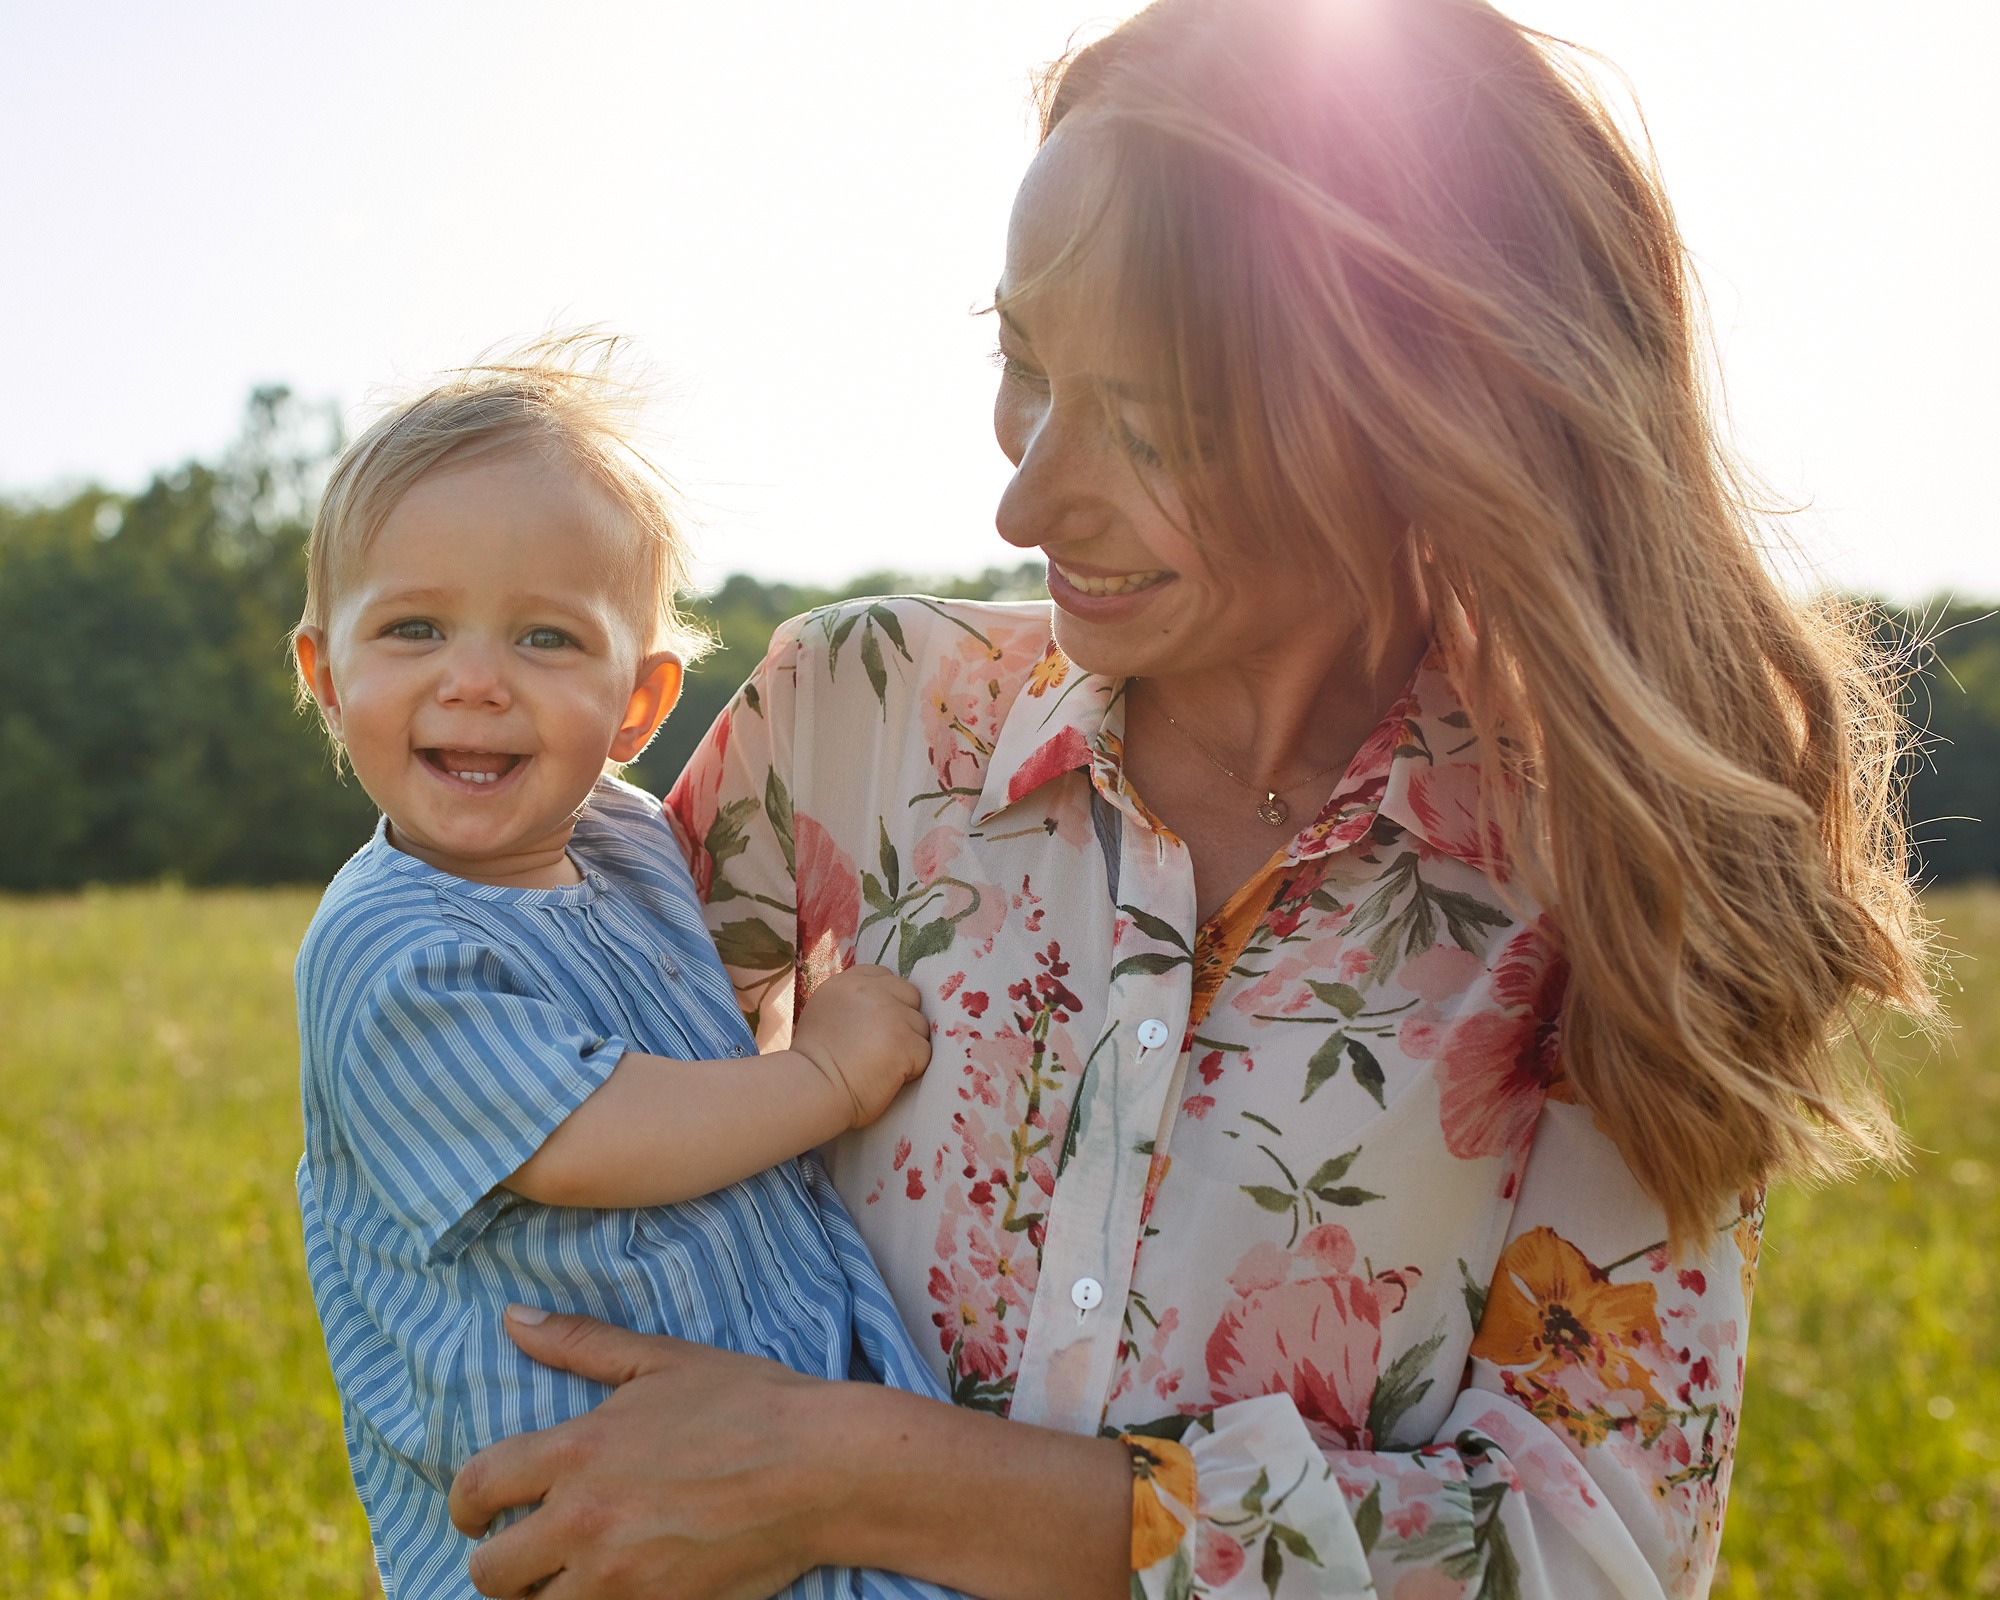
[3,1,1993,599]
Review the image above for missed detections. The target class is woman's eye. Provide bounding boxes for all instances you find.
[522,627,571,650]
[1117,410,1164,468]
[387,620,440,641]
[990,346,1049,390]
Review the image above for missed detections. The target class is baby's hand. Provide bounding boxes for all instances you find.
[789,964,932,1129]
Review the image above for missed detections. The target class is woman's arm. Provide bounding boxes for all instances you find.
[506,964,932,1210]
[448,1309,1132,1600]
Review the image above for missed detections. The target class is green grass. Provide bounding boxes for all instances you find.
[0,885,1993,1596]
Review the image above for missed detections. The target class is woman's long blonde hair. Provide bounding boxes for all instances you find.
[1034,0,1937,1245]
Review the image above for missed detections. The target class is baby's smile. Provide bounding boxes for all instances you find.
[419,747,530,790]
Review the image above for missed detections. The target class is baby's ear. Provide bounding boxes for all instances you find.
[293,627,344,743]
[610,652,684,763]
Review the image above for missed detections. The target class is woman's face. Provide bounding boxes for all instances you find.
[992,124,1346,683]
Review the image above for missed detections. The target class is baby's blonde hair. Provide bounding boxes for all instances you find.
[299,331,709,667]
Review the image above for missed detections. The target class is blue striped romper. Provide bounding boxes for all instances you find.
[295,776,960,1600]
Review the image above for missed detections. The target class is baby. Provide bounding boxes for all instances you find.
[291,342,954,1600]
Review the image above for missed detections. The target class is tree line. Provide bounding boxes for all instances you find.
[0,391,1992,892]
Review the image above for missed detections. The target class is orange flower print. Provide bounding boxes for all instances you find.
[1472,1227,1667,1446]
[1025,640,1070,698]
[1123,1435,1197,1570]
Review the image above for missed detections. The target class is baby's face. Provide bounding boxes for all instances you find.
[302,451,678,886]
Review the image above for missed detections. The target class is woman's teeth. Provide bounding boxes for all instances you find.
[1053,564,1168,596]
[453,769,502,784]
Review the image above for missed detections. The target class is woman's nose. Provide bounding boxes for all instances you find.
[994,401,1106,553]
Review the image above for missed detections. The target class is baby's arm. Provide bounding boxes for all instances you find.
[502,964,930,1209]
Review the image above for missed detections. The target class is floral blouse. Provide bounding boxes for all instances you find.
[665,597,1758,1600]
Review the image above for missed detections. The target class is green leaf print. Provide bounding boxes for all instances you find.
[1353,1483,1383,1555]
[1242,1184,1297,1213]
[1346,1037,1387,1107]
[1301,1032,1346,1101]
[867,602,914,661]
[1311,1185,1384,1208]
[860,624,889,709]
[1110,950,1191,980]
[826,609,862,676]
[1118,903,1193,954]
[1366,1329,1447,1447]
[877,818,900,898]
[1303,1149,1361,1190]
[1459,1258,1489,1327]
[712,917,795,972]
[1306,979,1364,1017]
[1261,1529,1284,1597]
[897,916,956,978]
[763,768,795,877]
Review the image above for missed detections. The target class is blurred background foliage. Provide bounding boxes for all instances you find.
[0,388,1993,892]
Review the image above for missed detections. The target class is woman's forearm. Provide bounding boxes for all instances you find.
[504,1049,848,1208]
[803,1380,1131,1600]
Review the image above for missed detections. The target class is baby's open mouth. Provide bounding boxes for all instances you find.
[420,749,525,786]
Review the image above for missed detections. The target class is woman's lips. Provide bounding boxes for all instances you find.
[418,748,529,794]
[1046,560,1175,620]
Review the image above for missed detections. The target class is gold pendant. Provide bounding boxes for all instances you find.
[1257,792,1289,827]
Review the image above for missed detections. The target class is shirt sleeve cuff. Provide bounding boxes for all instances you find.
[1129,1394,1375,1600]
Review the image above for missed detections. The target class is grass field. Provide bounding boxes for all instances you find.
[0,886,1994,1598]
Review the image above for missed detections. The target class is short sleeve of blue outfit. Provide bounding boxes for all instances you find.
[295,778,958,1600]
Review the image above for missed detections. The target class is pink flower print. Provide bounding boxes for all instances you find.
[1207,1224,1413,1451]
[1399,1006,1446,1060]
[793,812,861,994]
[912,823,962,885]
[1395,940,1485,1003]
[967,1220,1037,1310]
[1181,1093,1216,1120]
[1386,1502,1432,1540]
[1005,725,1091,808]
[1404,760,1506,876]
[1195,1529,1246,1586]
[918,637,1007,795]
[929,1261,1010,1379]
[1436,916,1567,1160]
[664,710,730,898]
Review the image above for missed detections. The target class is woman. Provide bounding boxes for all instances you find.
[447,1,1934,1596]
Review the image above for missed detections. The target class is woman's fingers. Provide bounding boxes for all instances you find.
[463,1502,569,1598]
[449,1421,562,1538]
[500,1304,694,1386]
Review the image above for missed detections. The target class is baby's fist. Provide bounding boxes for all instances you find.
[791,964,932,1128]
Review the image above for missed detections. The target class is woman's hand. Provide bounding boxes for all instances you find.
[448,1305,1132,1600]
[448,1308,835,1599]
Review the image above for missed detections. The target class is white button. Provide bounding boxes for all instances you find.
[1135,1017,1171,1050]
[1070,1276,1104,1311]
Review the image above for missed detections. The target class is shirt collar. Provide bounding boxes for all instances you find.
[976,639,1503,877]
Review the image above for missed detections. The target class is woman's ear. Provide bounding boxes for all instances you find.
[294,627,344,743]
[609,652,684,764]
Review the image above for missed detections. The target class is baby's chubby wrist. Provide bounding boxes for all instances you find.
[769,1043,868,1136]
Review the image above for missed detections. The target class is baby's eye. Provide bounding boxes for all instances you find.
[387,619,441,641]
[522,627,572,651]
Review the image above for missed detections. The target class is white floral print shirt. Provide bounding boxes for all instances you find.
[666,598,1757,1600]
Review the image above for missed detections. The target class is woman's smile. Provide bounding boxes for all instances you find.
[1045,558,1177,623]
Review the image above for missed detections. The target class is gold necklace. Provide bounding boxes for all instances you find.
[1155,704,1347,827]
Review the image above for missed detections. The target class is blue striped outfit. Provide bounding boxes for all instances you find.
[296,777,958,1600]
